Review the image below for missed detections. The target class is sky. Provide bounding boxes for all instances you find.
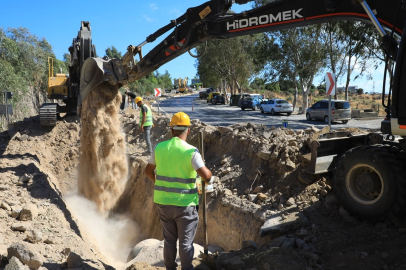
[0,0,388,93]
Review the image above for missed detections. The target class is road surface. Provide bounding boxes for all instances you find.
[152,94,383,131]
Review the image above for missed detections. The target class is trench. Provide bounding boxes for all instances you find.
[112,153,274,253]
[71,83,309,267]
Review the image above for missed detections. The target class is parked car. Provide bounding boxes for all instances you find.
[306,99,351,124]
[211,94,225,105]
[230,94,243,106]
[238,94,263,107]
[240,97,263,111]
[260,99,293,116]
[199,87,215,99]
[207,92,221,103]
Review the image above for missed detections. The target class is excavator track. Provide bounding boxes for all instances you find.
[40,103,58,127]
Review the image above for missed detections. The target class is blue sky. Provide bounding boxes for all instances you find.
[0,0,386,93]
[0,0,250,85]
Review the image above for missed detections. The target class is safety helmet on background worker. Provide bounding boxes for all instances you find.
[170,112,191,130]
[135,97,143,104]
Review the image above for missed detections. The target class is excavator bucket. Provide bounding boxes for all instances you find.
[78,57,128,114]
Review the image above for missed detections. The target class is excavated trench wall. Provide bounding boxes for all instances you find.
[113,115,311,251]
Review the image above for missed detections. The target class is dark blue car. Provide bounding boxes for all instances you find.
[240,97,264,111]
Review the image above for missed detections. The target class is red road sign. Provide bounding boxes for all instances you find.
[326,72,335,95]
[154,88,161,97]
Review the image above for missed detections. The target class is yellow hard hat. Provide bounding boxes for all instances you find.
[170,112,191,130]
[135,97,143,104]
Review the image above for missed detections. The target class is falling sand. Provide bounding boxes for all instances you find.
[78,82,128,213]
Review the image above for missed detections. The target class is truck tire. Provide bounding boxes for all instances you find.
[333,145,406,219]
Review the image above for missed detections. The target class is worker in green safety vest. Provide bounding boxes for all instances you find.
[135,96,153,155]
[145,112,212,270]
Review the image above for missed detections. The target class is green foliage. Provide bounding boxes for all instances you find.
[62,53,70,72]
[317,83,326,91]
[0,27,55,108]
[105,46,122,58]
[195,34,263,92]
[250,77,265,90]
[277,80,296,92]
[126,70,173,96]
[265,82,281,93]
[191,83,202,89]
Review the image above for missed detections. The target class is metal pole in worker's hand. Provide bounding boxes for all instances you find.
[199,131,208,256]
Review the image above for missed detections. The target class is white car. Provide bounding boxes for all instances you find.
[260,99,293,116]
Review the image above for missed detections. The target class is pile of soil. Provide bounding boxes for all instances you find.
[0,103,405,270]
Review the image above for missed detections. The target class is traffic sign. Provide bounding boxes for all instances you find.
[326,72,335,95]
[154,88,161,97]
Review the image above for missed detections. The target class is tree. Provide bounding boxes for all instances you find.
[0,27,56,109]
[159,70,173,90]
[105,46,122,58]
[127,70,173,96]
[62,53,70,72]
[340,22,380,100]
[264,25,327,113]
[321,22,348,100]
[195,35,261,94]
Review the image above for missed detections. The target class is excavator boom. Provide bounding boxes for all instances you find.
[79,0,406,135]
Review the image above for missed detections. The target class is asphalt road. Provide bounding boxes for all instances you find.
[153,93,383,131]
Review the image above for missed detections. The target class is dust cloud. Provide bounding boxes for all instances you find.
[78,82,128,213]
[65,194,140,267]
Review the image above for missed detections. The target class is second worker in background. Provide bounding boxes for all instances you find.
[136,97,153,155]
[125,90,137,109]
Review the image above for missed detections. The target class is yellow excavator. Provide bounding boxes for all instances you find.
[41,21,96,126]
[173,77,188,93]
[62,0,406,219]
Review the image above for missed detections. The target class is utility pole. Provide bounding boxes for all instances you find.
[373,81,375,94]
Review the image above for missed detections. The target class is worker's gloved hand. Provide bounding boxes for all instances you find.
[206,176,215,185]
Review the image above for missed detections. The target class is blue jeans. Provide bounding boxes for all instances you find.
[131,99,136,109]
[143,125,152,153]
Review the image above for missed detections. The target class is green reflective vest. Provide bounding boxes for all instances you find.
[140,105,153,126]
[154,137,198,206]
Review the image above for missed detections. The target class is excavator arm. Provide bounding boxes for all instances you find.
[125,0,405,80]
[79,0,406,134]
